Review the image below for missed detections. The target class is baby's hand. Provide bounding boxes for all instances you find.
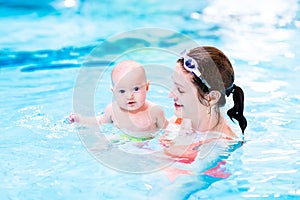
[68,112,80,124]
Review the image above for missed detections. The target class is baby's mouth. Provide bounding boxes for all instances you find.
[128,101,136,105]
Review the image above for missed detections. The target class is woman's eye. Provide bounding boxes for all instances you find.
[177,88,184,94]
[133,87,139,92]
[119,89,126,94]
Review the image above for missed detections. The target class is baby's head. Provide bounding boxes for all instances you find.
[111,60,149,111]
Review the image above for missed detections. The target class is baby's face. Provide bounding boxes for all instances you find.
[112,67,148,111]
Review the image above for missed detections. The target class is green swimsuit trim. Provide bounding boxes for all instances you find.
[119,133,153,142]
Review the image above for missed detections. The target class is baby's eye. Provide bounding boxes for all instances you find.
[133,87,140,92]
[119,89,126,94]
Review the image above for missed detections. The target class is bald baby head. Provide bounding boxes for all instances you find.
[111,60,147,87]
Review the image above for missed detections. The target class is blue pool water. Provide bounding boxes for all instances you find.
[1,0,300,199]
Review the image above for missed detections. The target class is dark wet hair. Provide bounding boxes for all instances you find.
[178,46,247,133]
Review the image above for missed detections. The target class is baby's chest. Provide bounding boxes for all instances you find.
[112,110,155,131]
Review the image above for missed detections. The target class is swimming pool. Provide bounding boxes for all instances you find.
[1,0,300,199]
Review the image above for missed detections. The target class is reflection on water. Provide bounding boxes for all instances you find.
[1,0,298,58]
[200,0,299,63]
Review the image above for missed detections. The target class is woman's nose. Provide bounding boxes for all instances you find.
[169,90,177,99]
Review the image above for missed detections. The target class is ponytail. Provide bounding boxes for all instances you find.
[226,84,247,134]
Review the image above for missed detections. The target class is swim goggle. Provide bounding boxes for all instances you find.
[180,50,211,89]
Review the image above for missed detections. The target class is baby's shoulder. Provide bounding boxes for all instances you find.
[105,102,113,110]
[147,101,163,111]
[146,101,165,117]
[104,103,114,114]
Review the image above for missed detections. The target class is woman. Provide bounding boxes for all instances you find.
[153,46,247,199]
[160,46,247,164]
[169,46,246,135]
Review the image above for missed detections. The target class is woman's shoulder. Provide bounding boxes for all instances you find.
[221,120,239,140]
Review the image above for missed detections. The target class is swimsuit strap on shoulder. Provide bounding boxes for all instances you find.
[174,118,183,125]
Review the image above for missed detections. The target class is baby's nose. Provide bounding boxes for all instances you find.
[128,91,135,99]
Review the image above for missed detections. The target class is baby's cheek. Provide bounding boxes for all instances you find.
[138,93,147,102]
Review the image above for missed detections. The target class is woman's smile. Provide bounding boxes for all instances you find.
[174,102,183,109]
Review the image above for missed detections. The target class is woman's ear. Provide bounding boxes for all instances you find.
[207,90,221,106]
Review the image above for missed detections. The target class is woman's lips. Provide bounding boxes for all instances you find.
[174,102,183,109]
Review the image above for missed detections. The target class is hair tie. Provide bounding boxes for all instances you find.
[225,84,236,97]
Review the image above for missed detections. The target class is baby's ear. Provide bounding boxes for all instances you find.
[146,81,150,91]
[110,86,114,92]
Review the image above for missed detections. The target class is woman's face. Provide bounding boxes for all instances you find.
[169,63,207,120]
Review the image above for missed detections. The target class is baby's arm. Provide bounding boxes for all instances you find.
[68,104,113,125]
[97,103,113,124]
[152,105,169,129]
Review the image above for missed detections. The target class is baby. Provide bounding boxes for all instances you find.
[69,60,168,138]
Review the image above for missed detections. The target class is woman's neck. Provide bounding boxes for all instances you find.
[193,114,236,138]
[192,113,218,133]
